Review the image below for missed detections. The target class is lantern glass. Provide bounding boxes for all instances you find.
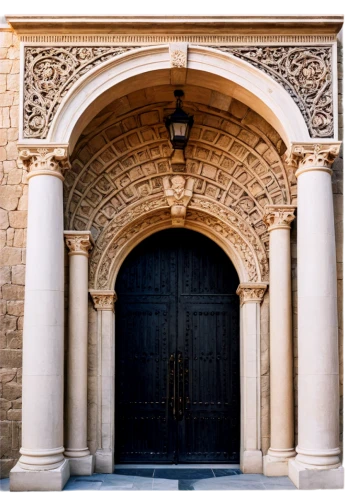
[165,91,193,150]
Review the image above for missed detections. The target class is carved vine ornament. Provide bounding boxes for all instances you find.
[23,45,334,139]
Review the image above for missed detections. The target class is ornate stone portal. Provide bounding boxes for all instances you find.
[0,15,344,492]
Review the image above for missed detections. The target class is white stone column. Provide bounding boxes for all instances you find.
[64,231,94,475]
[263,206,296,476]
[287,143,344,489]
[89,290,117,474]
[237,283,267,474]
[10,146,71,491]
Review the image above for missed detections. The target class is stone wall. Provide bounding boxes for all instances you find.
[0,28,23,478]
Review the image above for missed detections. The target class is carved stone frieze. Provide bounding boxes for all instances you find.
[64,231,94,256]
[236,283,268,304]
[18,145,70,180]
[214,46,334,138]
[285,142,341,174]
[89,290,117,311]
[23,46,140,138]
[163,176,194,226]
[263,205,296,231]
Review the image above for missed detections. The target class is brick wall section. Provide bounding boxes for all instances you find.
[0,29,24,479]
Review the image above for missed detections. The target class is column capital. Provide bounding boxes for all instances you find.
[285,142,341,177]
[236,283,268,305]
[89,290,117,311]
[17,144,71,181]
[263,205,296,232]
[64,231,94,257]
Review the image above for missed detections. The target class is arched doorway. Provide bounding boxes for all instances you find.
[114,228,240,464]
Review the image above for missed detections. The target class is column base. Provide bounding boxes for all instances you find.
[288,458,344,489]
[68,455,95,476]
[10,459,70,491]
[240,450,263,474]
[95,449,114,474]
[263,454,291,476]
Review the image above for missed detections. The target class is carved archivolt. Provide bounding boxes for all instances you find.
[214,46,334,139]
[24,46,139,139]
[89,194,268,289]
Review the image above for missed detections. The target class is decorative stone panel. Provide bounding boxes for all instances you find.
[212,46,334,139]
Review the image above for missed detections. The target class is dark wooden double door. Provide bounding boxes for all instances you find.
[115,229,240,463]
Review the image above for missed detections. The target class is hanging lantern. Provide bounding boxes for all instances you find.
[165,90,194,150]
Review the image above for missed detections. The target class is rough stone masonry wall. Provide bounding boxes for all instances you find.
[0,28,24,479]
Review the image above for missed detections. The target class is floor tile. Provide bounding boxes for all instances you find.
[213,469,242,477]
[65,480,103,490]
[179,479,196,490]
[0,478,9,492]
[114,468,154,477]
[153,478,179,490]
[154,468,214,480]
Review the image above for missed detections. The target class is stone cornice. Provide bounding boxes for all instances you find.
[17,144,71,181]
[236,283,268,305]
[89,290,117,311]
[285,142,341,176]
[263,205,296,232]
[64,231,94,257]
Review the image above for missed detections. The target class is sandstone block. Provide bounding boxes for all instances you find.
[0,32,13,48]
[7,409,21,421]
[7,168,23,185]
[11,266,26,285]
[0,208,9,229]
[9,106,18,128]
[0,128,7,146]
[7,46,19,60]
[2,382,22,401]
[6,227,14,246]
[0,299,6,315]
[0,314,17,332]
[13,229,24,248]
[17,316,23,330]
[6,141,18,161]
[0,93,13,105]
[0,147,6,161]
[7,128,18,142]
[0,459,17,480]
[0,74,6,93]
[7,332,22,350]
[3,160,16,174]
[0,368,17,384]
[2,284,24,300]
[18,194,28,211]
[13,399,22,409]
[0,59,12,73]
[0,398,12,410]
[0,230,6,249]
[6,74,19,92]
[0,247,22,266]
[0,107,10,128]
[9,212,27,229]
[0,185,22,210]
[10,60,19,74]
[0,421,11,436]
[6,301,24,317]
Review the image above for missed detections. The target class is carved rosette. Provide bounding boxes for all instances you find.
[18,145,70,180]
[236,283,268,305]
[285,142,341,177]
[89,290,117,311]
[263,205,296,232]
[64,231,94,257]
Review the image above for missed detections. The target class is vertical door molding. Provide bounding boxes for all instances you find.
[89,290,117,473]
[237,283,268,473]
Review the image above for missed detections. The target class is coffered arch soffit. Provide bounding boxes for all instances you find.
[66,86,297,287]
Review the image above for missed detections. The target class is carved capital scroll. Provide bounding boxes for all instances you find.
[263,205,296,231]
[64,231,94,257]
[285,142,341,177]
[236,283,268,305]
[18,144,70,181]
[89,290,117,311]
[163,175,195,226]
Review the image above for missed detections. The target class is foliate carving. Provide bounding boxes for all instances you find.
[163,176,194,226]
[24,46,140,138]
[214,46,333,138]
[64,231,94,256]
[89,290,117,311]
[170,49,187,68]
[263,205,295,231]
[18,146,70,179]
[286,142,341,173]
[236,283,268,304]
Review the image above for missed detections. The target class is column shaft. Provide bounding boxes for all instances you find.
[263,206,296,476]
[64,232,94,475]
